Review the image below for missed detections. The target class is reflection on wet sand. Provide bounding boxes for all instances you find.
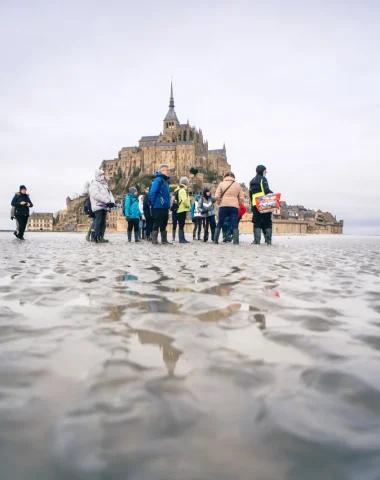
[132,329,182,376]
[1,233,380,480]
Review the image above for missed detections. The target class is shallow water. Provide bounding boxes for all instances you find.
[0,232,380,480]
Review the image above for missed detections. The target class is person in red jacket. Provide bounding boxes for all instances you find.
[237,203,247,226]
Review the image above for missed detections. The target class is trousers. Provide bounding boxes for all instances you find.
[217,206,238,230]
[15,215,28,237]
[152,208,169,232]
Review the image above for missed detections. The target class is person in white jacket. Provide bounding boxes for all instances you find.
[138,194,146,239]
[89,170,115,242]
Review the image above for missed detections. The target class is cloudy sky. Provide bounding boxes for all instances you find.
[1,0,379,234]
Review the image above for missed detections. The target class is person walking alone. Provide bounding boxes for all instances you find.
[124,187,141,242]
[214,172,244,244]
[249,165,273,245]
[11,185,33,240]
[89,170,115,243]
[199,188,216,242]
[149,164,171,245]
[173,177,191,244]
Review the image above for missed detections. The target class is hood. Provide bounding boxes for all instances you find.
[154,171,170,181]
[138,195,144,202]
[95,169,105,182]
[223,175,235,182]
[128,193,137,199]
[203,188,210,197]
[195,194,200,201]
[256,165,266,175]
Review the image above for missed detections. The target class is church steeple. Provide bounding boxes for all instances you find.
[169,81,175,108]
[164,81,179,136]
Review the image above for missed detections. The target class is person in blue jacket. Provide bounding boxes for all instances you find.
[148,164,171,245]
[124,187,141,242]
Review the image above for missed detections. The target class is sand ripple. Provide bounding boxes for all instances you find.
[0,232,380,479]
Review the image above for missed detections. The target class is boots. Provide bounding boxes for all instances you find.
[264,228,272,245]
[142,230,146,240]
[161,231,171,244]
[91,232,97,242]
[222,230,228,242]
[178,230,189,243]
[213,227,221,244]
[134,231,141,242]
[152,231,159,245]
[252,228,261,244]
[127,231,132,242]
[146,233,151,241]
[86,228,91,242]
[172,228,177,242]
[232,229,239,244]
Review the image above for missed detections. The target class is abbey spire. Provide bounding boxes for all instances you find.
[164,81,179,124]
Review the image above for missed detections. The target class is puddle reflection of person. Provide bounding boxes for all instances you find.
[135,330,182,376]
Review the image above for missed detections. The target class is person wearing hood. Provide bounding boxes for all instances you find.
[198,188,216,242]
[249,165,273,245]
[192,194,203,240]
[11,185,33,240]
[138,194,146,240]
[124,187,141,242]
[89,170,115,243]
[173,177,191,244]
[214,172,244,244]
[143,187,153,241]
[148,164,171,245]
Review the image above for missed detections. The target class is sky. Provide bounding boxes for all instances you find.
[1,0,379,234]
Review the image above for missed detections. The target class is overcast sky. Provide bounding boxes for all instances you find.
[1,0,379,234]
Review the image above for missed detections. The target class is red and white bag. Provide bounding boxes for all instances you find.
[255,193,281,213]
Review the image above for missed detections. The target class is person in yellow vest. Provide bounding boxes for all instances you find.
[173,177,191,244]
[249,165,273,244]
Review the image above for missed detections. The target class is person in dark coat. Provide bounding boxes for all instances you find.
[11,185,33,240]
[143,187,153,241]
[249,165,273,244]
[148,164,171,245]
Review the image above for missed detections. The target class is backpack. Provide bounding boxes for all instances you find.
[84,196,94,217]
[170,188,181,213]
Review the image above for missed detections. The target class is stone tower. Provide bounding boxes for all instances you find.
[163,82,179,142]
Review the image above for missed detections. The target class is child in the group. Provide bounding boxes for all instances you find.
[124,187,141,242]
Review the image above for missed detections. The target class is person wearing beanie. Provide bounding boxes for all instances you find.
[124,186,141,242]
[193,194,204,240]
[198,188,216,242]
[11,185,33,240]
[249,165,273,245]
[172,177,191,244]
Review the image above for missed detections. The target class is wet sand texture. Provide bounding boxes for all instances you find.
[0,232,380,480]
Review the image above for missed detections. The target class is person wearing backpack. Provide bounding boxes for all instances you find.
[172,177,191,244]
[10,205,19,238]
[11,185,33,240]
[198,188,216,242]
[214,172,244,244]
[148,164,171,245]
[124,187,141,242]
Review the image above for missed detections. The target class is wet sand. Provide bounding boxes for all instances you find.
[1,232,380,480]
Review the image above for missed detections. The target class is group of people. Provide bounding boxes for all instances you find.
[10,163,273,245]
[116,163,272,245]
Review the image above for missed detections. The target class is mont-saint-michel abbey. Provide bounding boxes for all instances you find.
[101,83,231,183]
[55,83,343,234]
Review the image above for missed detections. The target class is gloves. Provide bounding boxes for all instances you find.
[107,202,115,208]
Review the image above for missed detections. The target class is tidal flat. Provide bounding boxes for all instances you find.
[0,232,380,480]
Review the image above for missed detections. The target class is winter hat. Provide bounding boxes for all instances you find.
[129,187,137,194]
[203,187,210,196]
[19,185,26,191]
[180,176,189,185]
[256,165,267,175]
